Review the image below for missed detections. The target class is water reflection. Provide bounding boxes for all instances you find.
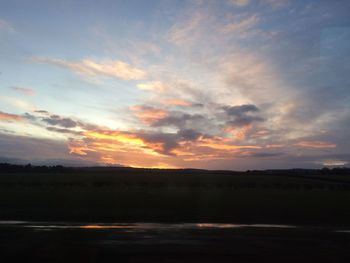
[81,225,136,229]
[0,221,298,230]
[336,230,350,233]
[196,223,239,228]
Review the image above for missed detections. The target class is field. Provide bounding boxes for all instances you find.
[1,166,350,226]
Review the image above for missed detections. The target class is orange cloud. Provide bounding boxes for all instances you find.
[162,99,193,107]
[131,105,168,125]
[265,144,285,148]
[224,125,251,140]
[0,111,23,122]
[294,141,336,149]
[67,125,266,168]
[197,137,261,151]
[71,129,166,158]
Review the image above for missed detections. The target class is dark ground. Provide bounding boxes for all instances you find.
[1,222,350,263]
[1,165,350,262]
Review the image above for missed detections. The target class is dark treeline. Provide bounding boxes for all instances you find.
[1,162,349,176]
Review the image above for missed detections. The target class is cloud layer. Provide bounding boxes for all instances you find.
[33,57,146,80]
[1,0,349,169]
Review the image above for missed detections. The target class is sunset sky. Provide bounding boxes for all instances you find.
[0,0,349,169]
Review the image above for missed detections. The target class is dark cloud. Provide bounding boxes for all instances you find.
[227,115,264,126]
[35,111,98,131]
[139,132,180,155]
[223,104,264,127]
[223,104,259,116]
[152,113,205,129]
[246,152,285,158]
[192,103,204,108]
[23,112,37,121]
[34,110,49,114]
[42,115,77,128]
[177,129,202,140]
[0,133,71,161]
[138,128,204,155]
[46,126,82,135]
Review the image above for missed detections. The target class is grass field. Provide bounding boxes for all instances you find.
[1,166,350,225]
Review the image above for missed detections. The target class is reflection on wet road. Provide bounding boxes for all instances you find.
[1,221,350,262]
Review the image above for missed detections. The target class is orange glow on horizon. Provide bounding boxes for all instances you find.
[84,131,145,146]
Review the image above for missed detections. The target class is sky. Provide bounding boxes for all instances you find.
[0,0,349,170]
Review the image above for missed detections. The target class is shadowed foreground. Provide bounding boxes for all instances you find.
[1,222,350,263]
[1,165,350,226]
[1,165,350,262]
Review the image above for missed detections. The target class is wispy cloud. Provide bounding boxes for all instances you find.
[168,11,209,46]
[295,141,337,149]
[0,96,36,111]
[222,14,260,34]
[137,81,166,92]
[32,57,146,80]
[10,86,35,96]
[263,0,289,9]
[0,111,23,122]
[0,19,14,33]
[161,99,195,107]
[227,0,250,7]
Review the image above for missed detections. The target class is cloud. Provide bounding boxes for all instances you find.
[223,104,259,116]
[0,96,36,111]
[131,105,169,125]
[138,132,180,155]
[222,15,259,34]
[152,112,206,129]
[321,159,347,167]
[23,112,37,121]
[0,111,23,122]
[177,129,202,141]
[137,81,166,92]
[0,134,98,166]
[32,57,146,80]
[10,86,35,96]
[263,0,289,9]
[1,106,342,169]
[46,127,82,136]
[227,0,250,7]
[42,114,77,128]
[223,104,264,127]
[295,141,337,149]
[227,115,264,127]
[247,151,284,158]
[38,112,98,131]
[0,133,70,161]
[0,19,14,33]
[34,110,49,114]
[168,11,209,46]
[162,99,197,107]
